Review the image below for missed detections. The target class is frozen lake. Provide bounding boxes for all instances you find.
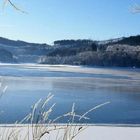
[0,64,140,124]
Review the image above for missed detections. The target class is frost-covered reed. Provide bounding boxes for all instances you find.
[0,82,110,140]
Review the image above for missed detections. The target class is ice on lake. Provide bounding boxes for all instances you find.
[0,64,140,124]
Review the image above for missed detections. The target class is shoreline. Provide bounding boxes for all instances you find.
[0,123,140,127]
[0,125,140,140]
[0,63,140,69]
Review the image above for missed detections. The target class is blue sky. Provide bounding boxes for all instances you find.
[0,0,140,44]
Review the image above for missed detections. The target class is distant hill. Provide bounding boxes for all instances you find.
[0,37,51,63]
[96,35,140,46]
[0,37,47,47]
[0,49,15,63]
[42,35,140,67]
[0,35,140,67]
[112,35,140,46]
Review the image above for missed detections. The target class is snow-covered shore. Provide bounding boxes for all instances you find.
[0,125,140,140]
[76,126,140,140]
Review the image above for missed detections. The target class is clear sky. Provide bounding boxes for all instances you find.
[0,0,140,44]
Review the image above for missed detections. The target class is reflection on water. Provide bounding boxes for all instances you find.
[0,64,140,124]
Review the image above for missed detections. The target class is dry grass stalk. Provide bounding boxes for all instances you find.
[19,93,110,140]
[0,84,110,140]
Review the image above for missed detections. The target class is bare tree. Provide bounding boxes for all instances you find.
[132,4,140,13]
[4,0,27,13]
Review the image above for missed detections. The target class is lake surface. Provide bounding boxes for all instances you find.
[0,64,140,125]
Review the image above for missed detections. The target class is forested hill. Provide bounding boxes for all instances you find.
[0,37,50,63]
[0,35,140,67]
[41,35,140,67]
[0,37,48,47]
[106,35,140,46]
